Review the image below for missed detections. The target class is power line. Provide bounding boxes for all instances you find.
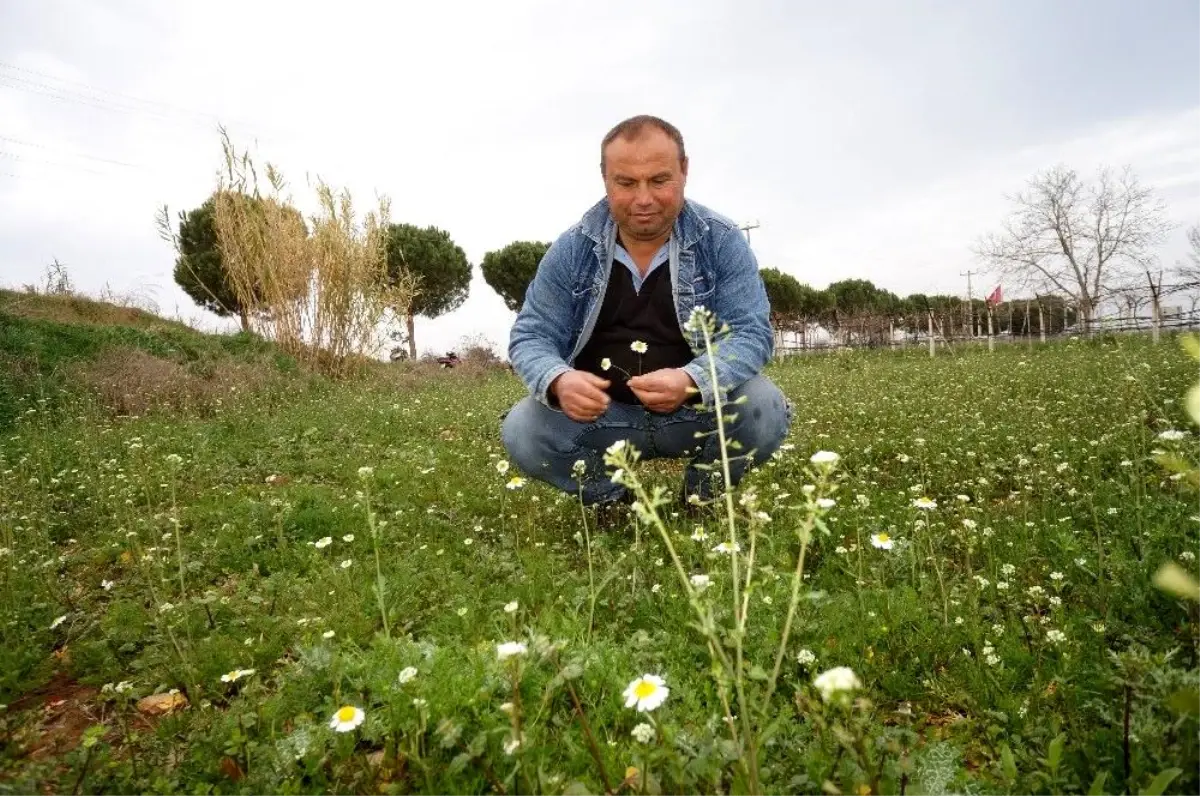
[0,63,274,141]
[0,133,145,169]
[0,148,120,177]
[0,60,230,122]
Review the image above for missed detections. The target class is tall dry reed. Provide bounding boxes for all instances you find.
[202,127,417,377]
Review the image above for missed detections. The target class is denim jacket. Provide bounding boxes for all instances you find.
[508,196,774,408]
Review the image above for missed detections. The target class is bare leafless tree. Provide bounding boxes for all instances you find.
[1169,224,1200,292]
[975,165,1171,332]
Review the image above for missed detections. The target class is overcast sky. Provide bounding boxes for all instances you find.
[1,0,1197,356]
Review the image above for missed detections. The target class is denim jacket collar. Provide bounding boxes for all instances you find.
[579,197,710,251]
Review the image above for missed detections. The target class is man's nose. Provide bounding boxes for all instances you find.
[633,185,654,206]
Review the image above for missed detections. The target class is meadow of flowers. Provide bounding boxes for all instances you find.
[0,331,1196,794]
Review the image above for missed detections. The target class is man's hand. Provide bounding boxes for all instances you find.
[551,370,612,423]
[628,368,696,414]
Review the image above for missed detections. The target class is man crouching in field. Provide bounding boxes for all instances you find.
[502,114,792,512]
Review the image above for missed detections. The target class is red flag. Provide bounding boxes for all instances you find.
[985,284,1002,307]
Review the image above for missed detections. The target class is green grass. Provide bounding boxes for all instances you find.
[0,322,1196,794]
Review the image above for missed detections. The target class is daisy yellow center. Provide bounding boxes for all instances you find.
[226,671,238,680]
[336,706,357,722]
[877,534,890,542]
[634,681,657,699]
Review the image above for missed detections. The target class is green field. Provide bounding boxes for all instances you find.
[1,297,1197,795]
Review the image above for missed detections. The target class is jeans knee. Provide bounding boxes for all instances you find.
[501,398,539,471]
[731,376,791,456]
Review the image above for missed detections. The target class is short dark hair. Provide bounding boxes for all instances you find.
[600,115,686,175]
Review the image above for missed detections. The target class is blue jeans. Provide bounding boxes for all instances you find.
[501,375,792,505]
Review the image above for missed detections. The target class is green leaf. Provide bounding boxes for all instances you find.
[747,664,769,682]
[1167,688,1200,716]
[1139,767,1182,796]
[1087,771,1108,795]
[1046,732,1065,775]
[81,724,106,749]
[562,782,594,796]
[1000,743,1018,782]
[1152,562,1200,602]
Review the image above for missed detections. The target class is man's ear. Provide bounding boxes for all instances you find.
[680,156,689,179]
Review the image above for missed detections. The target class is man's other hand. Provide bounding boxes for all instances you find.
[628,368,696,414]
[551,370,612,423]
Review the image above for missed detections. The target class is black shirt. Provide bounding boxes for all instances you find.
[574,261,694,405]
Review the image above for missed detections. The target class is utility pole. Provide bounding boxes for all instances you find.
[960,269,975,339]
[739,220,760,245]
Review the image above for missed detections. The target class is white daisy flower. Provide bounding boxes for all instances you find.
[506,476,526,490]
[496,460,510,475]
[329,705,365,732]
[314,537,332,549]
[912,497,937,510]
[690,574,712,591]
[623,674,669,712]
[870,533,894,550]
[630,340,648,354]
[398,666,418,685]
[600,358,612,371]
[504,601,519,614]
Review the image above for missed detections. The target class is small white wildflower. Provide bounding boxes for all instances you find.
[496,460,510,475]
[314,536,332,549]
[631,722,655,744]
[398,666,418,685]
[816,498,836,510]
[497,641,527,660]
[690,574,711,591]
[1045,629,1066,644]
[504,600,519,614]
[630,340,648,354]
[812,666,861,703]
[810,451,839,466]
[50,614,67,630]
[357,466,374,479]
[796,648,816,666]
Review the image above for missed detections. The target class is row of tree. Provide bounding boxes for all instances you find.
[758,270,1083,346]
[174,163,1198,356]
[172,192,548,358]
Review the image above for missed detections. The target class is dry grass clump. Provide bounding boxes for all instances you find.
[0,290,188,333]
[210,128,417,378]
[69,347,290,418]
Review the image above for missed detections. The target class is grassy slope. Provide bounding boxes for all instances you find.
[0,290,296,428]
[0,304,1196,794]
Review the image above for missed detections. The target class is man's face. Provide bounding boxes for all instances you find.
[602,128,688,244]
